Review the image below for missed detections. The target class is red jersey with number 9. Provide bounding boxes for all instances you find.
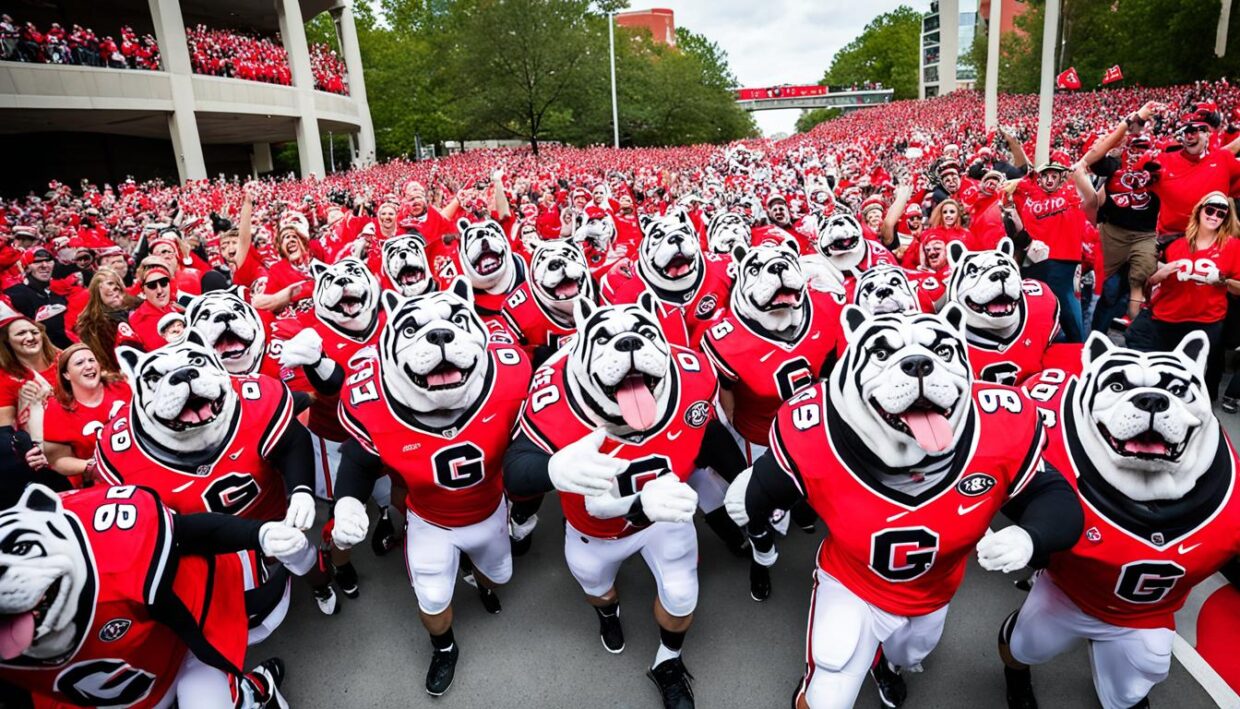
[93,375,294,521]
[965,280,1061,386]
[338,343,531,527]
[1150,237,1240,324]
[768,382,1044,616]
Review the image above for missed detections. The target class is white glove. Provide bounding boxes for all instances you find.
[283,490,316,531]
[331,496,369,550]
[279,328,324,369]
[800,256,845,295]
[724,468,752,527]
[638,475,698,524]
[259,522,309,565]
[1025,240,1050,264]
[584,486,636,519]
[976,526,1034,573]
[548,429,629,496]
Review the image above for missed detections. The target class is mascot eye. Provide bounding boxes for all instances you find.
[934,345,954,360]
[142,371,161,385]
[746,263,761,276]
[871,347,892,362]
[1168,383,1188,398]
[402,325,418,338]
[451,312,472,328]
[189,355,207,367]
[639,326,660,340]
[593,333,609,345]
[1108,382,1125,393]
[965,264,979,276]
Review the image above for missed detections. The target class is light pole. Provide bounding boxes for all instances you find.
[983,0,1002,130]
[1035,0,1061,165]
[608,11,619,148]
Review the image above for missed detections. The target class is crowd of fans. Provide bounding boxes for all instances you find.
[0,14,159,70]
[187,24,349,95]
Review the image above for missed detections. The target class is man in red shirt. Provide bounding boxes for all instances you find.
[1148,105,1240,236]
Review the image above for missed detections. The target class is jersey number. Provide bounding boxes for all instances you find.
[202,473,262,515]
[980,362,1021,386]
[615,454,674,497]
[775,357,815,401]
[1114,561,1186,604]
[433,443,486,490]
[870,527,940,582]
[54,659,156,707]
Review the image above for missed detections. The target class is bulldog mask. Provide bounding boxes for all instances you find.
[457,218,515,294]
[571,210,617,254]
[381,234,434,298]
[530,240,594,325]
[832,305,973,469]
[185,287,265,375]
[637,209,703,296]
[854,265,920,316]
[946,239,1023,341]
[1073,332,1220,502]
[729,241,807,339]
[815,212,867,273]
[312,257,381,336]
[706,211,751,254]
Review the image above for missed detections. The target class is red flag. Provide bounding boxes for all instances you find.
[1102,64,1124,85]
[1056,67,1082,90]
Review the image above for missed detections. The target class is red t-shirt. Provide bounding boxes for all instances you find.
[0,362,57,408]
[1150,237,1240,323]
[43,382,132,459]
[1013,177,1087,262]
[1150,148,1240,234]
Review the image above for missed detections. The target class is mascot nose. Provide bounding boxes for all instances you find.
[216,311,235,323]
[425,328,455,346]
[1132,392,1170,413]
[899,355,934,378]
[876,288,892,299]
[989,269,1010,282]
[614,335,644,352]
[169,368,199,386]
[667,232,683,245]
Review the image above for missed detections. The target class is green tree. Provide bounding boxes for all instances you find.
[795,108,841,134]
[822,6,922,99]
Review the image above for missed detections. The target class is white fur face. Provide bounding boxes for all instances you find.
[117,337,237,453]
[0,486,88,660]
[531,240,593,316]
[313,258,381,333]
[381,235,433,297]
[185,288,265,375]
[706,211,750,254]
[946,240,1022,336]
[729,241,807,336]
[568,295,672,432]
[1074,332,1220,502]
[815,212,866,271]
[854,265,920,316]
[833,306,973,468]
[572,212,616,253]
[637,210,702,293]
[379,279,489,414]
[457,219,513,292]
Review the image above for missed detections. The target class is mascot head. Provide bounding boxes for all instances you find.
[729,241,807,339]
[567,294,673,434]
[457,218,515,294]
[312,257,381,335]
[1073,332,1220,502]
[637,209,702,295]
[0,485,90,661]
[530,240,594,323]
[117,334,237,454]
[185,287,265,375]
[706,211,751,254]
[379,278,490,415]
[381,234,434,298]
[815,212,867,272]
[572,209,616,254]
[853,265,920,316]
[946,239,1023,340]
[832,306,973,469]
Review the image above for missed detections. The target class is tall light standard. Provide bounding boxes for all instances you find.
[608,11,620,148]
[1035,0,1061,165]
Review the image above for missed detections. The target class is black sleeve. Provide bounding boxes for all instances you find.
[172,511,264,555]
[1222,558,1240,587]
[503,431,555,498]
[266,419,314,496]
[744,449,806,524]
[333,437,385,501]
[1090,155,1119,178]
[4,286,33,319]
[1004,213,1032,251]
[1001,462,1085,568]
[290,390,313,415]
[692,419,746,483]
[303,358,343,396]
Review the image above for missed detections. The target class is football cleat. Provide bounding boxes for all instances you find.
[1003,665,1038,709]
[647,656,695,709]
[870,650,907,708]
[313,584,339,616]
[333,562,359,599]
[598,607,625,654]
[370,508,401,556]
[425,644,459,697]
[749,559,771,602]
[247,657,289,709]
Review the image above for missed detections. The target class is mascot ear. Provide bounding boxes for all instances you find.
[639,214,656,235]
[676,209,694,228]
[840,304,869,341]
[450,277,473,305]
[116,346,143,382]
[941,302,967,335]
[380,290,405,316]
[1175,330,1211,378]
[456,218,471,234]
[310,260,329,280]
[637,290,658,317]
[731,244,748,264]
[184,330,207,349]
[227,284,245,297]
[18,484,61,514]
[947,241,968,268]
[1083,331,1114,368]
[573,298,596,330]
[997,237,1015,259]
[780,238,800,257]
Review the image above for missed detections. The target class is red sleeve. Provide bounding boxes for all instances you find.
[900,237,922,268]
[0,372,23,407]
[232,249,266,289]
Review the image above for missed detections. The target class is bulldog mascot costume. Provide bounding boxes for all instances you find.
[456,218,527,326]
[809,212,896,280]
[331,279,531,698]
[1001,333,1240,709]
[185,287,269,378]
[504,295,744,709]
[501,239,595,367]
[725,307,1082,709]
[705,210,751,255]
[381,233,436,297]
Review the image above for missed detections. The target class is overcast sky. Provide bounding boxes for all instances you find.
[634,0,927,136]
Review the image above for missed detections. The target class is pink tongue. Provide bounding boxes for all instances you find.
[987,301,1010,315]
[667,262,691,277]
[1125,439,1168,455]
[555,282,580,298]
[900,409,953,452]
[772,291,799,306]
[428,368,464,387]
[617,376,657,431]
[0,612,35,661]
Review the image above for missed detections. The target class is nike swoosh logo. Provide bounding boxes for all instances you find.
[886,510,909,522]
[482,414,497,423]
[1178,542,1201,554]
[229,449,243,460]
[957,501,986,515]
[668,431,682,441]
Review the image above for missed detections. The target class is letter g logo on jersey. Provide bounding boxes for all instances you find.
[956,473,996,497]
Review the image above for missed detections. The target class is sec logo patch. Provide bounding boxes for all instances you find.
[956,473,996,497]
[99,618,132,643]
[694,294,719,319]
[684,401,711,428]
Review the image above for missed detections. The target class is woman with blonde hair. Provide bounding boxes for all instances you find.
[0,315,59,429]
[901,198,968,271]
[74,269,139,372]
[42,342,131,487]
[1148,191,1240,399]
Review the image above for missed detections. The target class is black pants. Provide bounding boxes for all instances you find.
[1151,319,1224,400]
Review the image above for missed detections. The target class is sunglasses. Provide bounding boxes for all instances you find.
[1180,125,1207,136]
[143,277,170,290]
[1202,205,1229,219]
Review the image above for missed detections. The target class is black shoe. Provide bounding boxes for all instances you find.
[870,651,907,708]
[749,559,771,602]
[1014,577,1033,592]
[791,501,818,534]
[248,657,288,709]
[333,562,359,599]
[1003,665,1038,709]
[647,657,695,709]
[703,508,749,558]
[477,586,502,614]
[1128,699,1150,709]
[598,608,624,654]
[425,644,459,697]
[1223,396,1238,414]
[371,509,400,557]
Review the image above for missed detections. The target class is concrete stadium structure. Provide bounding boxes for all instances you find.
[0,0,375,189]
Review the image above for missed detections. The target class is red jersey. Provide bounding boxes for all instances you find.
[906,268,948,309]
[519,347,718,539]
[472,257,528,322]
[1150,148,1240,234]
[500,281,577,355]
[1013,178,1087,262]
[836,241,898,279]
[1150,237,1240,324]
[0,486,247,709]
[966,280,1061,386]
[1022,370,1240,629]
[601,255,731,349]
[700,291,842,444]
[95,375,295,521]
[339,343,531,527]
[768,382,1044,616]
[42,382,131,460]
